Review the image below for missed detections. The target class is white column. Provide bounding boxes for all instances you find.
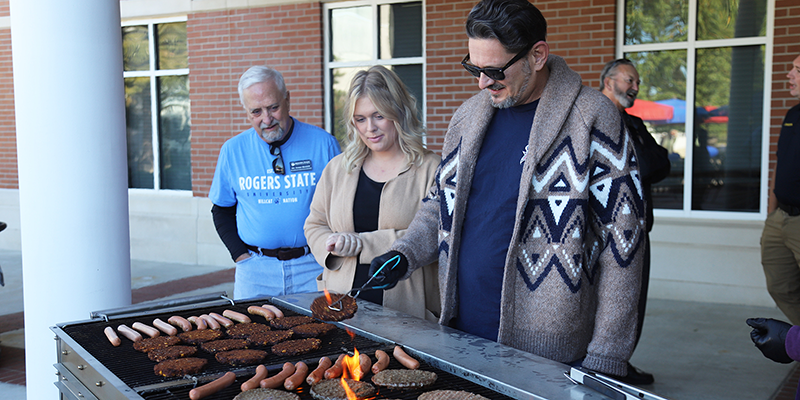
[9,1,131,399]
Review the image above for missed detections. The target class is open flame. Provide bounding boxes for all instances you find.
[323,288,333,305]
[345,327,356,340]
[341,347,363,400]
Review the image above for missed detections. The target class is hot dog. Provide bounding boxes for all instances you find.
[189,371,236,400]
[152,318,178,336]
[188,316,208,330]
[261,304,284,318]
[359,353,372,376]
[223,309,251,324]
[104,326,121,347]
[200,314,221,330]
[168,315,192,332]
[284,361,309,390]
[131,322,160,338]
[393,346,419,370]
[306,356,332,386]
[241,364,267,392]
[247,305,276,321]
[372,349,390,374]
[324,354,346,380]
[117,324,143,342]
[209,312,234,329]
[260,362,296,389]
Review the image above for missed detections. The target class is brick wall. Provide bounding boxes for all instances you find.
[423,0,616,152]
[768,1,800,177]
[0,28,15,189]
[188,3,325,197]
[0,0,15,189]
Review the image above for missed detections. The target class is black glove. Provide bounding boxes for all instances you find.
[367,251,408,290]
[746,317,794,364]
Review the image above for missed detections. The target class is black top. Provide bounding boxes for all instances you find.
[775,103,800,207]
[622,111,671,231]
[352,168,385,305]
[455,99,538,341]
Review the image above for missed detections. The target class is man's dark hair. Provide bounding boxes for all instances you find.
[466,0,547,54]
[599,58,634,91]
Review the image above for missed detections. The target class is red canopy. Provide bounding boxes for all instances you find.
[626,99,673,121]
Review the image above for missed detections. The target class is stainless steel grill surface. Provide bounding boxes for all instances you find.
[53,293,552,400]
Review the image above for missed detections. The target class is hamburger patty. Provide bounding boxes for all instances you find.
[271,338,321,356]
[417,390,490,400]
[291,322,336,338]
[233,388,301,400]
[215,349,268,366]
[310,294,357,321]
[177,329,225,344]
[147,345,197,362]
[269,316,316,330]
[310,378,376,400]
[153,357,207,378]
[200,338,248,353]
[371,369,438,388]
[132,336,181,352]
[247,330,294,346]
[226,322,271,338]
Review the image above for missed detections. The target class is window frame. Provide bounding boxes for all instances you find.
[122,16,190,192]
[615,0,775,220]
[322,0,427,135]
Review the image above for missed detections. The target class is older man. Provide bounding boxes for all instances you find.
[368,0,645,379]
[761,54,800,325]
[600,58,671,385]
[209,66,340,299]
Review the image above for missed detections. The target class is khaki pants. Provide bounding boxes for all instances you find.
[762,209,800,324]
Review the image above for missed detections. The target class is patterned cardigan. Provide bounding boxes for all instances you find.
[392,55,645,376]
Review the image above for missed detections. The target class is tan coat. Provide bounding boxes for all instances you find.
[304,152,441,321]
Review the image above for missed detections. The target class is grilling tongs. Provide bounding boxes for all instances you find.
[327,254,401,311]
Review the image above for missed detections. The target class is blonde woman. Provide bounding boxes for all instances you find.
[304,66,440,321]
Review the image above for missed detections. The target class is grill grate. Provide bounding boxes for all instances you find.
[138,358,514,400]
[59,299,516,400]
[60,300,383,390]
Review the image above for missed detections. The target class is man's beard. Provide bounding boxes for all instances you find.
[614,87,637,109]
[489,60,532,109]
[259,123,285,143]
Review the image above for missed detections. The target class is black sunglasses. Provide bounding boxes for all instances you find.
[269,143,285,175]
[461,45,533,81]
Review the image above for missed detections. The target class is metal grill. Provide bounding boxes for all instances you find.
[55,296,520,399]
[59,300,383,390]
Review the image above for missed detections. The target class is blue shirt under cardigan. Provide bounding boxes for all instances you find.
[455,100,539,341]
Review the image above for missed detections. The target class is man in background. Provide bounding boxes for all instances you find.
[761,54,800,325]
[209,66,340,299]
[600,58,671,385]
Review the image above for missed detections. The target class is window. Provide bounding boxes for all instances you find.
[323,0,425,144]
[621,0,769,215]
[122,18,191,190]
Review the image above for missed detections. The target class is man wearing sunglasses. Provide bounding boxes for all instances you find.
[369,0,645,382]
[209,66,341,300]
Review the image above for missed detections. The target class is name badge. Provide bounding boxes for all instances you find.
[290,160,313,173]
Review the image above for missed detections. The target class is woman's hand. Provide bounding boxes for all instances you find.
[326,233,363,258]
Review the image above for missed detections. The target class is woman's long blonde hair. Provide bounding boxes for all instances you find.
[341,65,429,173]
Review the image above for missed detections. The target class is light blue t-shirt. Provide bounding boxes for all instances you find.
[209,118,341,249]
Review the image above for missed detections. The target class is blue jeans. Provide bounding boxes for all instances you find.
[233,251,322,300]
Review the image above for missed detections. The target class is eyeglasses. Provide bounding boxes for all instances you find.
[270,144,285,175]
[461,45,533,81]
